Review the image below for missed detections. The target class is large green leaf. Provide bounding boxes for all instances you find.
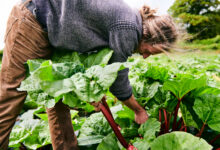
[97,133,120,150]
[29,92,56,108]
[79,105,123,138]
[180,87,220,130]
[19,61,124,109]
[26,59,45,73]
[144,64,170,82]
[32,61,84,81]
[20,120,51,149]
[78,135,104,146]
[163,75,207,99]
[80,48,113,68]
[133,138,151,150]
[19,49,118,109]
[39,63,124,103]
[9,127,30,147]
[130,118,161,150]
[138,118,160,141]
[180,101,201,129]
[193,86,220,96]
[193,94,220,132]
[116,105,135,121]
[18,61,84,91]
[131,79,160,101]
[151,131,212,150]
[52,51,81,64]
[9,110,51,149]
[85,63,125,89]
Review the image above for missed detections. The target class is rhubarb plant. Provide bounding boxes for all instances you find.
[7,52,220,149]
[18,49,125,109]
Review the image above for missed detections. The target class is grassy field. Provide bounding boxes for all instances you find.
[134,50,220,88]
[177,35,220,51]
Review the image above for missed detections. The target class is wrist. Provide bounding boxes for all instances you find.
[123,95,145,113]
[134,107,145,113]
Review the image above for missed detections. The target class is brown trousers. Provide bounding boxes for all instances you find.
[0,1,78,150]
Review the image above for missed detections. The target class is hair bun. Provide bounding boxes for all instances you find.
[141,5,157,19]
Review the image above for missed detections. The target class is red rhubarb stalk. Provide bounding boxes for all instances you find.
[179,125,185,131]
[196,123,206,137]
[159,109,162,123]
[210,134,220,145]
[20,143,27,150]
[179,120,184,131]
[163,109,168,133]
[172,99,181,131]
[176,118,183,129]
[167,112,172,132]
[184,126,187,132]
[159,123,165,135]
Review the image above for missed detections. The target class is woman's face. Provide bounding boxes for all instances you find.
[138,41,166,59]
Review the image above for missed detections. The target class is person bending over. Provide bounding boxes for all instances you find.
[0,0,177,149]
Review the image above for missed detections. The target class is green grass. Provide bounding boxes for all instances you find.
[177,35,220,51]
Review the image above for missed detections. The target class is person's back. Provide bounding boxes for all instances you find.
[33,0,142,52]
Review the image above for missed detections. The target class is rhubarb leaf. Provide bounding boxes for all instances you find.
[80,48,113,68]
[163,75,207,99]
[144,64,170,82]
[96,133,120,150]
[133,138,151,150]
[138,118,160,141]
[78,135,104,146]
[78,105,123,138]
[151,131,212,150]
[9,110,51,149]
[193,94,220,132]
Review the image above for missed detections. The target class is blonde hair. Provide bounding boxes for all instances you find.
[140,5,178,48]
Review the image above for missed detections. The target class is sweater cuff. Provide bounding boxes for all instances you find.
[117,92,133,101]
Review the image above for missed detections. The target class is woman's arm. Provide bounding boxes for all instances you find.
[122,94,148,124]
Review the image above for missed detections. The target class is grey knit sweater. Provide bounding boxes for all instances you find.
[28,0,142,100]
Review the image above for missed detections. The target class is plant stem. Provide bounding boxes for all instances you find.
[159,123,165,135]
[210,134,220,144]
[172,99,181,131]
[176,118,183,129]
[20,143,27,150]
[159,109,161,123]
[179,125,185,131]
[167,112,172,132]
[163,109,168,133]
[196,123,206,137]
[184,126,187,132]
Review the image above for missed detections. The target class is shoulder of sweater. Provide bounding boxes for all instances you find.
[109,21,139,32]
[108,9,142,32]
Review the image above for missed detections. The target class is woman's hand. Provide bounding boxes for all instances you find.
[122,94,149,124]
[90,101,101,112]
[134,109,149,124]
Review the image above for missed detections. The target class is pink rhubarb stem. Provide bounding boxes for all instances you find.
[159,109,162,123]
[179,125,185,131]
[167,112,172,132]
[184,126,187,132]
[163,109,168,133]
[196,123,206,137]
[210,134,220,145]
[172,99,181,131]
[176,118,183,130]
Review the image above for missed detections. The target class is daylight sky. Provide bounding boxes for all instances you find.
[0,0,175,49]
